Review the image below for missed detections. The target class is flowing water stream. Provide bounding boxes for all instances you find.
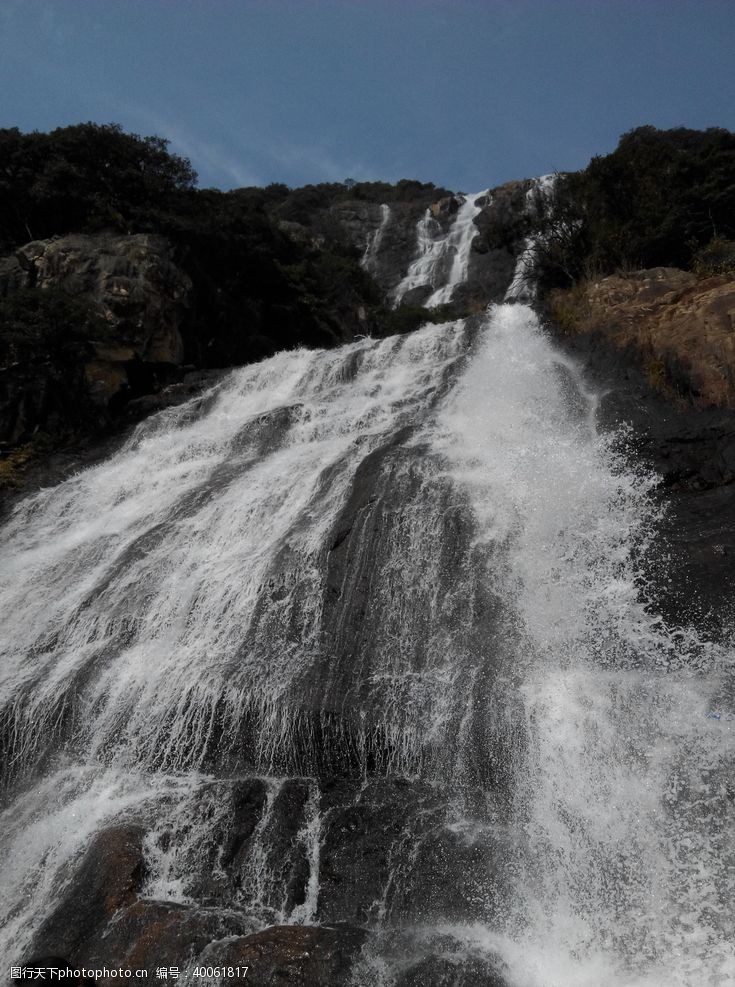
[392,190,489,307]
[0,302,732,985]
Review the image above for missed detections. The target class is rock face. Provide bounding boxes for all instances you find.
[0,233,192,468]
[545,267,735,634]
[552,267,735,409]
[329,198,447,294]
[29,825,146,960]
[25,819,367,984]
[553,306,735,633]
[5,233,191,403]
[291,179,543,311]
[199,924,367,987]
[23,811,369,984]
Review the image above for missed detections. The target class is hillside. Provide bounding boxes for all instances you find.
[1,123,734,500]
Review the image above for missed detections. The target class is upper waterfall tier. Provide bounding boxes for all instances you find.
[391,190,490,308]
[328,174,557,310]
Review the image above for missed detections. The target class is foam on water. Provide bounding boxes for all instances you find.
[0,324,469,784]
[362,203,391,272]
[1,299,732,984]
[393,191,488,307]
[426,303,735,986]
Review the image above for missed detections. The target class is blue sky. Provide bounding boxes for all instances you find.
[1,0,734,192]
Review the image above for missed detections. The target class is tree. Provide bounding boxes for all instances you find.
[0,123,197,248]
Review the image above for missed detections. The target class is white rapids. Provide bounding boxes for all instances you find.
[0,301,732,986]
[393,190,489,307]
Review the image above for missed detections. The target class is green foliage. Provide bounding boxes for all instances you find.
[0,287,109,365]
[0,123,196,249]
[535,126,735,290]
[692,235,735,276]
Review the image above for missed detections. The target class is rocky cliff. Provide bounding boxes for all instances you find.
[0,177,545,498]
[3,124,735,986]
[549,268,735,410]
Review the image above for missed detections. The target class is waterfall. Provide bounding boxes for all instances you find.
[505,174,557,303]
[392,190,488,307]
[1,301,732,986]
[362,203,391,272]
[422,304,734,987]
[424,192,489,308]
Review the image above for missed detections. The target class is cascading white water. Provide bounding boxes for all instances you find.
[1,297,732,985]
[420,304,734,987]
[424,191,489,308]
[362,203,391,272]
[505,174,557,302]
[392,190,488,307]
[0,321,483,962]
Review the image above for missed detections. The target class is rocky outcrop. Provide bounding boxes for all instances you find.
[325,183,538,309]
[0,233,195,493]
[25,814,367,985]
[199,924,367,986]
[29,825,146,961]
[550,268,735,409]
[2,233,191,405]
[329,199,443,294]
[550,292,735,633]
[544,266,735,633]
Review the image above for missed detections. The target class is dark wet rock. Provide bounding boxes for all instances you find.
[551,320,735,633]
[396,955,510,987]
[219,778,270,875]
[28,825,146,962]
[198,923,367,987]
[263,781,312,914]
[81,901,247,982]
[329,199,432,294]
[318,778,436,924]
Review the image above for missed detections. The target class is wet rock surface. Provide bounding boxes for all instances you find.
[28,825,146,962]
[82,902,246,983]
[199,924,367,986]
[395,955,510,987]
[554,320,735,632]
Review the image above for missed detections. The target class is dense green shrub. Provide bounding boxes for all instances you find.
[692,235,735,276]
[0,123,196,249]
[534,126,735,290]
[0,287,109,365]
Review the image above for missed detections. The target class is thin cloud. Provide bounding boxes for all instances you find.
[115,103,263,189]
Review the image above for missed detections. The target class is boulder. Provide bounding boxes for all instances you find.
[396,955,509,987]
[81,901,247,983]
[12,234,191,368]
[430,196,461,219]
[0,234,191,422]
[198,923,367,987]
[28,825,146,961]
[554,268,735,409]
